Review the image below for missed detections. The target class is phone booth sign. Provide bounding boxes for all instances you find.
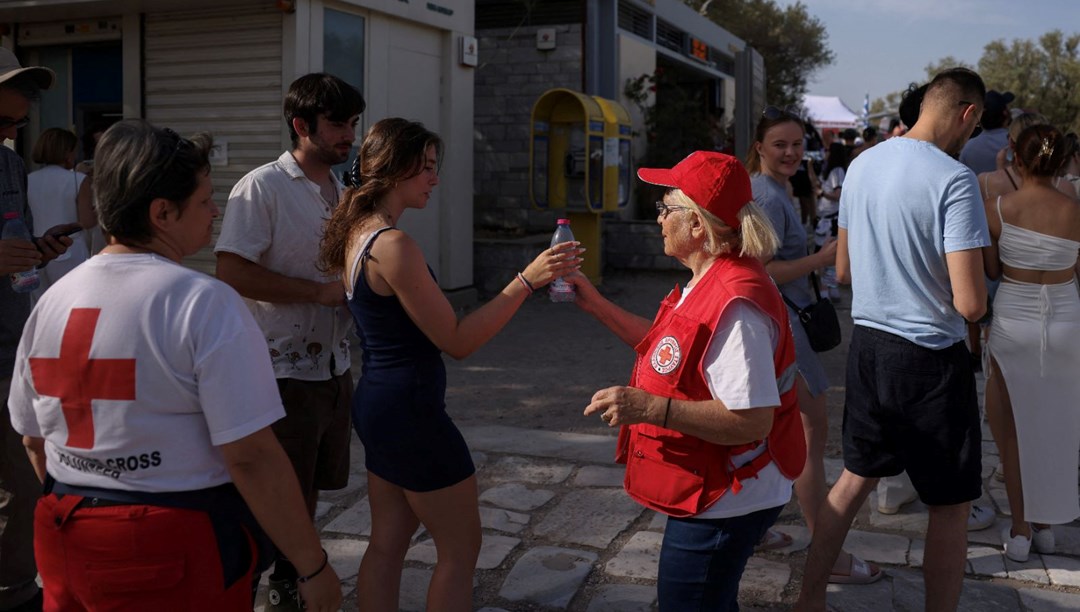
[592,96,633,211]
[529,88,632,283]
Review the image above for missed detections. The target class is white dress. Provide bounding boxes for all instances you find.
[987,197,1080,524]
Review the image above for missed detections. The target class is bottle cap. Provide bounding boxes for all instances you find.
[557,218,570,225]
[3,212,17,220]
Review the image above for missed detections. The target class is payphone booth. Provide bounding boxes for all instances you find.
[529,88,632,284]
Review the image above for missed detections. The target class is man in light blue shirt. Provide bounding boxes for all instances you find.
[796,68,990,612]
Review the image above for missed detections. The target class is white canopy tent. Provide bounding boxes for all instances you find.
[801,95,861,130]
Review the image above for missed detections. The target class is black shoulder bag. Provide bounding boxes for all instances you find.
[782,272,842,352]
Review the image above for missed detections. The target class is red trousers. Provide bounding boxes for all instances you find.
[35,493,255,611]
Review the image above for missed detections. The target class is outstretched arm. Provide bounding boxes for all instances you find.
[378,231,582,359]
[564,272,652,347]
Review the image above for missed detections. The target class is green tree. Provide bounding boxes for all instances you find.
[978,30,1080,133]
[689,0,835,106]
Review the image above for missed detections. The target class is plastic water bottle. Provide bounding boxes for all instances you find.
[548,218,575,303]
[2,212,40,293]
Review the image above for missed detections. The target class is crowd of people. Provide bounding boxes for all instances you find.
[0,42,1078,612]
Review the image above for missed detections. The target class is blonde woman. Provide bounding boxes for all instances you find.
[568,151,805,610]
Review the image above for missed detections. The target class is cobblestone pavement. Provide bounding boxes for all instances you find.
[255,270,1080,611]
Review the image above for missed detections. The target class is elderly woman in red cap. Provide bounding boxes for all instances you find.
[568,152,805,611]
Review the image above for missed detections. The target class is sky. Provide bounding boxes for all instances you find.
[773,0,1076,113]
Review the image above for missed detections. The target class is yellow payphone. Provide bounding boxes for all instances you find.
[529,88,632,283]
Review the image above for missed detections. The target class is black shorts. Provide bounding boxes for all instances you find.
[273,373,353,494]
[842,326,982,506]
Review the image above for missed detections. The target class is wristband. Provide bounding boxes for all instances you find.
[297,548,329,584]
[662,397,672,428]
[516,272,535,294]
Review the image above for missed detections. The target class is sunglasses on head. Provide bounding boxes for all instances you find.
[762,105,802,121]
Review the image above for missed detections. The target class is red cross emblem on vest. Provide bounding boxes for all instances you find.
[651,336,681,375]
[29,308,136,449]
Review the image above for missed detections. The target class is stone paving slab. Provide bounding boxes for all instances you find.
[842,530,910,566]
[604,531,662,579]
[572,465,625,487]
[480,482,556,511]
[1055,524,1080,556]
[908,538,925,568]
[400,567,434,612]
[647,511,666,531]
[738,556,790,604]
[585,584,657,612]
[463,425,616,464]
[968,518,1011,546]
[867,495,929,533]
[855,567,1023,612]
[485,455,574,484]
[499,546,599,608]
[406,533,521,570]
[823,573,893,611]
[479,505,530,534]
[1004,554,1050,584]
[323,496,372,536]
[1018,586,1080,611]
[968,545,1007,578]
[533,488,645,548]
[317,421,1080,610]
[1044,553,1080,588]
[824,457,844,486]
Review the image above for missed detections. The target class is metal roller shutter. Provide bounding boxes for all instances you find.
[144,5,283,274]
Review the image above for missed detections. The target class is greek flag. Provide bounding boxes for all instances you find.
[861,93,870,128]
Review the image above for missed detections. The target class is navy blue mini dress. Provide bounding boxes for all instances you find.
[347,227,475,492]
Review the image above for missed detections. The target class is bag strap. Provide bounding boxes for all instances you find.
[808,270,824,300]
[781,272,824,312]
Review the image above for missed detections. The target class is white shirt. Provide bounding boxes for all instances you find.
[27,165,89,293]
[8,254,284,492]
[673,291,793,518]
[215,151,352,381]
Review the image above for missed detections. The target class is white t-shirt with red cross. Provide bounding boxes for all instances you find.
[8,253,285,493]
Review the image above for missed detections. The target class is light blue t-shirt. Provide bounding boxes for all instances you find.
[751,174,815,309]
[839,137,990,349]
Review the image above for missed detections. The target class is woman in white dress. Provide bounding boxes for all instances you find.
[984,124,1080,562]
[27,128,96,296]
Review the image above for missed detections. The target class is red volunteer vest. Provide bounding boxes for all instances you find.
[616,256,805,517]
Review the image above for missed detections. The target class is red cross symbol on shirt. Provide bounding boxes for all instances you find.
[657,344,674,366]
[29,308,136,449]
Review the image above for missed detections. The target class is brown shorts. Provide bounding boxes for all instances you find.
[272,373,353,495]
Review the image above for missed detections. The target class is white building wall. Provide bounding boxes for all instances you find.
[144,5,284,274]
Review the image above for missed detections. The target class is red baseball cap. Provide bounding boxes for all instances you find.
[637,151,752,229]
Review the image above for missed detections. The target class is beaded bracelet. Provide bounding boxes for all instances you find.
[516,272,535,294]
[297,548,329,584]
